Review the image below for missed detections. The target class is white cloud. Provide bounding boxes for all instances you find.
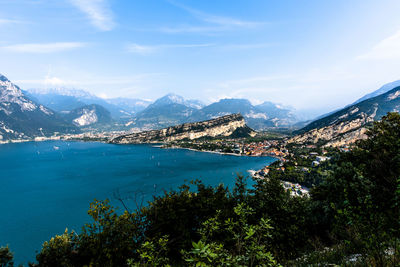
[159,25,226,34]
[165,0,265,33]
[1,42,87,53]
[194,11,264,28]
[126,43,213,54]
[69,0,115,31]
[126,44,156,54]
[126,42,272,54]
[98,92,109,99]
[44,76,66,86]
[0,18,23,25]
[358,30,400,60]
[221,43,275,50]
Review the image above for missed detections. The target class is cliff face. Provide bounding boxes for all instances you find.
[291,85,400,147]
[288,113,372,147]
[110,114,256,144]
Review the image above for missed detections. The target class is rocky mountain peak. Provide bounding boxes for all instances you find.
[153,93,185,106]
[0,74,37,111]
[0,74,10,82]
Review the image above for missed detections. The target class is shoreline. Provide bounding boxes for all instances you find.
[162,145,246,157]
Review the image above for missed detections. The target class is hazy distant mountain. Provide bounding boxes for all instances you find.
[24,90,86,112]
[25,88,298,130]
[192,99,257,119]
[255,101,297,124]
[0,74,78,140]
[106,98,151,114]
[27,88,132,119]
[190,98,296,129]
[353,80,400,104]
[148,93,204,109]
[183,99,205,109]
[133,94,197,128]
[62,104,112,127]
[292,84,400,147]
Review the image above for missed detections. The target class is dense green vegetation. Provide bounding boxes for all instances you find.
[2,112,400,266]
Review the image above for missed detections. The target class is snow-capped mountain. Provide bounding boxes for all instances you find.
[28,87,95,99]
[150,93,205,109]
[0,74,78,140]
[21,84,299,131]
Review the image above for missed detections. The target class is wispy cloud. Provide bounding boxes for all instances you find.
[221,43,275,50]
[159,25,226,34]
[16,73,164,87]
[358,30,400,60]
[164,0,266,33]
[0,18,24,26]
[126,42,273,54]
[126,43,214,54]
[1,42,87,53]
[68,0,115,31]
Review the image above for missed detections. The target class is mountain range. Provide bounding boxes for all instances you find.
[3,71,400,144]
[26,88,297,131]
[26,88,150,119]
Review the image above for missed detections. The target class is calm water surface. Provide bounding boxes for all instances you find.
[0,141,275,264]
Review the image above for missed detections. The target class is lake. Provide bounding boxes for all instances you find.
[0,141,275,264]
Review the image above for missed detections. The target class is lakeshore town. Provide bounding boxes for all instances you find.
[0,130,344,197]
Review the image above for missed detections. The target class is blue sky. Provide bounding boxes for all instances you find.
[1,0,400,115]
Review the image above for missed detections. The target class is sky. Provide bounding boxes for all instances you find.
[1,0,400,117]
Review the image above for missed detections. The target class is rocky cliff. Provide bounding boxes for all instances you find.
[289,113,372,147]
[63,104,112,126]
[110,114,256,144]
[290,84,400,147]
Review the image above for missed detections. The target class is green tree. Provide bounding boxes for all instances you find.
[311,112,400,265]
[0,246,13,267]
[142,180,235,262]
[127,235,170,267]
[250,176,311,261]
[183,203,280,267]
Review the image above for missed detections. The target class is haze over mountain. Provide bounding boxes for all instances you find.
[352,80,400,105]
[132,95,297,130]
[106,98,151,114]
[132,94,199,128]
[0,74,78,140]
[292,81,400,147]
[27,87,297,131]
[26,88,139,119]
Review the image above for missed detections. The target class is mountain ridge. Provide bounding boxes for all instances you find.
[291,84,400,146]
[110,113,255,144]
[0,74,79,140]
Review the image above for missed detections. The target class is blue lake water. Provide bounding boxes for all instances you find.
[0,141,275,264]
